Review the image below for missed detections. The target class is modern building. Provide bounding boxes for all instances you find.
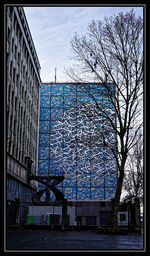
[6,6,41,224]
[28,82,117,226]
[38,83,117,201]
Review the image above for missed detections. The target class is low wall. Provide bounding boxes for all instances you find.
[27,205,76,225]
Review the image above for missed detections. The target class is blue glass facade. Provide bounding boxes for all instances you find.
[38,83,117,200]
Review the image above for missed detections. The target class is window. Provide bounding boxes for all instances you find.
[8,85,11,101]
[19,151,21,162]
[120,213,126,221]
[15,45,17,59]
[11,91,14,106]
[10,61,12,76]
[13,120,16,136]
[7,27,11,43]
[16,74,19,88]
[9,7,13,20]
[10,115,13,132]
[22,87,24,98]
[18,102,20,117]
[20,128,22,144]
[9,141,11,153]
[18,52,21,65]
[118,212,128,226]
[15,97,17,111]
[18,27,21,42]
[12,144,15,157]
[13,67,16,82]
[22,153,24,164]
[21,107,23,120]
[23,66,25,78]
[21,60,23,73]
[12,38,14,52]
[23,111,25,123]
[6,110,9,130]
[17,123,19,138]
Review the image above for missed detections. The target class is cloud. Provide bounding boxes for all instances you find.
[24,6,143,82]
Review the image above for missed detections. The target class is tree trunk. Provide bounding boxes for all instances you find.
[109,171,124,228]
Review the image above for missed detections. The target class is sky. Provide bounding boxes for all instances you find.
[24,6,143,83]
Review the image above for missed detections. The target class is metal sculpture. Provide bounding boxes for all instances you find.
[28,174,68,226]
[27,174,65,205]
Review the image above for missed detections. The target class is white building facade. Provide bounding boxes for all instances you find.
[6,6,41,224]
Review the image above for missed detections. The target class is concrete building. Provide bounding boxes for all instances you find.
[6,6,41,224]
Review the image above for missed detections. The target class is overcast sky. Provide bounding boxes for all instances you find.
[24,6,143,83]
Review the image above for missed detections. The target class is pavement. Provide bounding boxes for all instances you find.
[6,229,144,251]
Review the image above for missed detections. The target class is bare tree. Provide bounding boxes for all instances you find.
[122,131,143,205]
[66,9,143,228]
